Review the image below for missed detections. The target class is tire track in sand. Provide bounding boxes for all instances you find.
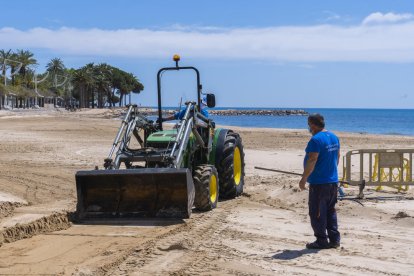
[109,198,245,275]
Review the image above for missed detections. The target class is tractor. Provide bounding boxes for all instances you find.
[75,55,245,219]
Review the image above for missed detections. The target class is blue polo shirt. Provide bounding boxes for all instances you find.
[304,131,340,184]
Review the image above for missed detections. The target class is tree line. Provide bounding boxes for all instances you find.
[0,49,144,108]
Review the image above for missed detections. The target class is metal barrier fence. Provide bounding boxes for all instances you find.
[341,149,414,197]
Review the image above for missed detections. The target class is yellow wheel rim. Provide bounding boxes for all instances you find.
[234,147,242,185]
[209,174,218,203]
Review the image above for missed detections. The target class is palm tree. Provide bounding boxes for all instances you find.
[0,49,13,85]
[71,67,94,108]
[9,52,20,86]
[22,68,35,89]
[15,50,37,87]
[93,63,112,108]
[46,58,66,88]
[83,63,97,108]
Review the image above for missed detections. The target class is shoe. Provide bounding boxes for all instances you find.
[306,241,329,250]
[329,242,340,249]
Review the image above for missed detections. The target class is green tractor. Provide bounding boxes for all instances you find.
[75,55,245,219]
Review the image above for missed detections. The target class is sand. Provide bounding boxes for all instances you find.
[0,108,413,275]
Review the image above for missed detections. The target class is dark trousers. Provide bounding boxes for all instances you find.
[308,184,340,244]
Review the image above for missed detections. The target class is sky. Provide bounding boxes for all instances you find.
[1,0,413,108]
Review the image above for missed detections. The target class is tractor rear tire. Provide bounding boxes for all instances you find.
[193,165,219,211]
[217,131,245,199]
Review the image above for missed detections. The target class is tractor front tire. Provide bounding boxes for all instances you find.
[217,131,245,199]
[193,165,219,211]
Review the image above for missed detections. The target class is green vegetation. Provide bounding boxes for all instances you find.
[0,49,144,108]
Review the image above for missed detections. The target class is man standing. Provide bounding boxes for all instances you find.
[159,96,209,122]
[299,114,341,249]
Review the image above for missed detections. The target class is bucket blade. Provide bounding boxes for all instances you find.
[75,168,195,219]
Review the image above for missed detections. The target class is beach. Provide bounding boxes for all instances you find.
[0,108,413,275]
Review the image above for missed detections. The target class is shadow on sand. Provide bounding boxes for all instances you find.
[67,211,186,226]
[271,248,319,260]
[72,218,185,227]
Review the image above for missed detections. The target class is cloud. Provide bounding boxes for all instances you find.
[165,24,228,32]
[362,12,414,25]
[1,17,414,63]
[322,11,341,22]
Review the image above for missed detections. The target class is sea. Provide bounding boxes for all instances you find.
[206,108,414,136]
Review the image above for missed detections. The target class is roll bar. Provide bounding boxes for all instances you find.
[156,58,202,130]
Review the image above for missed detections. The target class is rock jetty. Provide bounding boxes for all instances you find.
[209,109,308,116]
[140,108,308,116]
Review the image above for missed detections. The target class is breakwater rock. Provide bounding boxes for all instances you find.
[140,108,308,116]
[209,109,308,116]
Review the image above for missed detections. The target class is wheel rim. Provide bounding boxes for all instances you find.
[209,174,218,203]
[233,147,242,185]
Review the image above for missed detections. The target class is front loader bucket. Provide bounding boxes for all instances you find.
[75,168,195,219]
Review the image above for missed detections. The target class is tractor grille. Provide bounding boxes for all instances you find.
[146,142,172,149]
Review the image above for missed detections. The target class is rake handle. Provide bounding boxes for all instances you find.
[254,166,349,185]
